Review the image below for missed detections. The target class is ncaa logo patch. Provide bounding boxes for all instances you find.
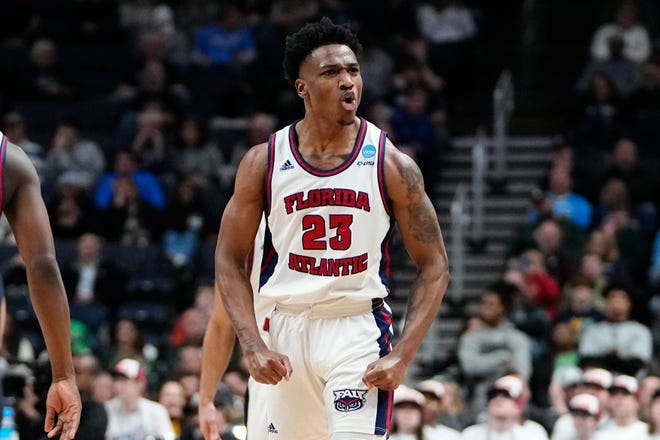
[333,388,368,412]
[361,145,377,158]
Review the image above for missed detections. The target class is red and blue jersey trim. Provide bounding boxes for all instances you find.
[376,131,391,216]
[265,133,276,218]
[0,133,7,213]
[288,118,367,177]
[371,300,393,436]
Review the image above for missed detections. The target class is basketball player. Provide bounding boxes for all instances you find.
[199,218,276,440]
[0,132,81,439]
[214,18,449,440]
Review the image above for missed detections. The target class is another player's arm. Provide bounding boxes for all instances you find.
[3,143,81,439]
[363,141,449,390]
[199,284,237,440]
[215,143,291,384]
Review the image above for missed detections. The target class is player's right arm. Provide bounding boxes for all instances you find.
[215,143,292,385]
[198,284,237,440]
[3,143,81,439]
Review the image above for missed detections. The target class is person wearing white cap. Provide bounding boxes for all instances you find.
[551,368,614,439]
[390,386,427,440]
[593,375,647,440]
[104,357,175,440]
[461,375,549,440]
[416,379,461,439]
[567,393,601,440]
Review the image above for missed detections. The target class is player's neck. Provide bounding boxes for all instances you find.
[297,115,359,154]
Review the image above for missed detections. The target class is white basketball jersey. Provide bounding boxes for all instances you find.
[260,118,393,304]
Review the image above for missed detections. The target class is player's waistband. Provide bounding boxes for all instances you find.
[274,297,385,319]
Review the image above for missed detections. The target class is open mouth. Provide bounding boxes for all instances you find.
[341,94,357,111]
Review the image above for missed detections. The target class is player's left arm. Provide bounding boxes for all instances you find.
[363,140,449,390]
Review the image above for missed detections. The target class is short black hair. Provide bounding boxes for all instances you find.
[485,280,517,312]
[282,17,363,86]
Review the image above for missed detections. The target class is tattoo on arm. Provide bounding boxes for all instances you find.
[399,162,440,243]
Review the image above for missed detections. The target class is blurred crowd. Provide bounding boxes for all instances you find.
[389,1,660,439]
[3,0,660,439]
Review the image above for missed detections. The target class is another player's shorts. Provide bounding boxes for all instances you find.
[266,297,394,439]
[247,376,270,440]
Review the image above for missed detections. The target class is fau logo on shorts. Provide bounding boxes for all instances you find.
[333,388,368,412]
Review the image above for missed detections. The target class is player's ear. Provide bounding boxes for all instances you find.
[295,79,307,98]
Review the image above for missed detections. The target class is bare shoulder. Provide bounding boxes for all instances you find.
[232,142,269,204]
[383,138,426,202]
[3,142,39,204]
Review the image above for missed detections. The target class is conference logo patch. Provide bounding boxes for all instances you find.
[361,145,376,158]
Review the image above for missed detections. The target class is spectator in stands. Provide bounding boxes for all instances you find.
[117,29,188,102]
[533,218,577,288]
[578,282,651,375]
[577,37,642,97]
[158,379,187,437]
[546,165,593,230]
[511,249,561,320]
[16,38,75,100]
[391,38,447,123]
[415,0,477,110]
[584,228,633,283]
[1,112,46,180]
[590,0,651,64]
[105,357,175,439]
[510,187,585,260]
[597,375,647,439]
[578,253,610,301]
[551,322,580,371]
[94,150,165,243]
[556,276,605,338]
[457,281,531,413]
[565,393,601,440]
[103,318,147,370]
[594,179,647,280]
[547,366,583,417]
[629,54,660,151]
[61,233,128,321]
[47,174,97,239]
[389,385,428,440]
[163,176,214,270]
[9,364,47,439]
[95,149,166,211]
[172,116,222,188]
[600,138,658,237]
[45,118,106,192]
[73,353,108,440]
[574,71,627,154]
[551,368,613,440]
[461,375,549,439]
[639,374,660,421]
[191,2,256,68]
[389,85,447,189]
[115,59,187,157]
[91,370,114,404]
[0,310,36,364]
[502,267,552,388]
[415,379,462,439]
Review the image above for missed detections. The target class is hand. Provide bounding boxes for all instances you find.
[362,352,409,390]
[245,347,292,385]
[199,401,221,440]
[44,378,81,440]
